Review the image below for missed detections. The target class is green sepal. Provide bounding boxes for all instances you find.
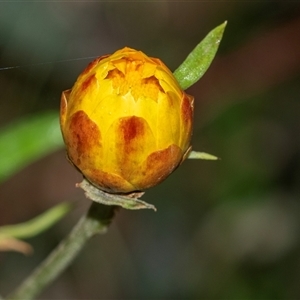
[77,179,156,211]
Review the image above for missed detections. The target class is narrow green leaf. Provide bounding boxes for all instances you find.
[188,151,219,160]
[173,21,227,90]
[0,202,72,240]
[0,112,63,183]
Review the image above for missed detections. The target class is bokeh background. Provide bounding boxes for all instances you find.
[1,2,300,299]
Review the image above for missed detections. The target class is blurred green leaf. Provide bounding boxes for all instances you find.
[174,21,227,90]
[0,202,72,240]
[0,112,63,183]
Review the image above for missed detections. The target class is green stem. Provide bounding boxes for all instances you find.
[6,202,116,300]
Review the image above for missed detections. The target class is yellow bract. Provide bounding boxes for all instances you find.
[60,47,194,193]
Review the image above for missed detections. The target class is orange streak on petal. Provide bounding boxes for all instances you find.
[67,110,102,168]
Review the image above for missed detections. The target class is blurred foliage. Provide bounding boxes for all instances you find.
[1,2,300,300]
[0,202,72,255]
[0,112,62,183]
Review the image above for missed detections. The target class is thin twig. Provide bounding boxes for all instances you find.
[6,202,116,300]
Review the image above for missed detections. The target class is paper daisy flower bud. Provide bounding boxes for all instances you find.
[60,47,194,193]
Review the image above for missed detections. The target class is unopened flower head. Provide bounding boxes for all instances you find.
[60,47,194,193]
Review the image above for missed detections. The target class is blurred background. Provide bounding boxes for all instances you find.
[1,2,300,299]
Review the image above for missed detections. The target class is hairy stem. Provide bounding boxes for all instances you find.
[6,202,116,300]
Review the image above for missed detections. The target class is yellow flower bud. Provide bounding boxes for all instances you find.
[60,47,194,194]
